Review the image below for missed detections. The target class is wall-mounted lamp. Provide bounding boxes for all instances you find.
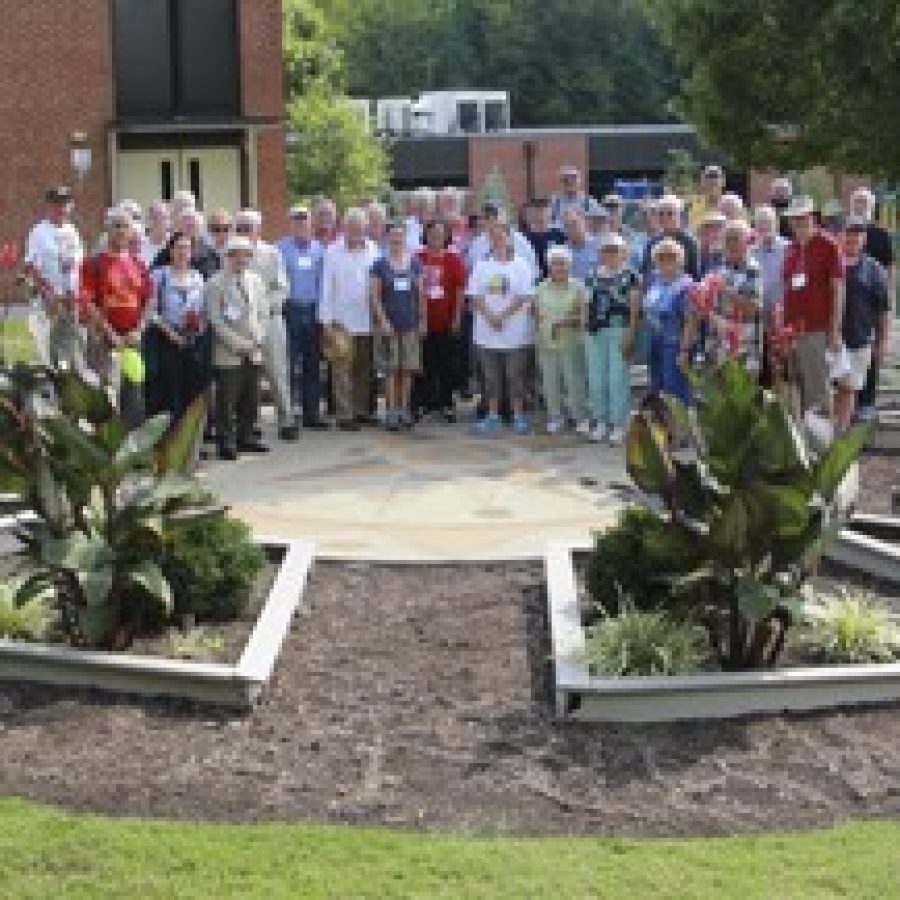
[69,131,92,181]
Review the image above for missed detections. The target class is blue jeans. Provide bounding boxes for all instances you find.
[585,328,630,428]
[284,303,321,421]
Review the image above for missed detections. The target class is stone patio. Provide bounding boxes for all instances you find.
[200,418,628,561]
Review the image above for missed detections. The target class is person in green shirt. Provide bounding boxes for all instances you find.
[534,246,589,435]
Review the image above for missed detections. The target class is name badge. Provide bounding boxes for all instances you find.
[394,277,411,292]
[791,272,807,290]
[428,285,444,300]
[224,304,241,324]
[298,256,314,270]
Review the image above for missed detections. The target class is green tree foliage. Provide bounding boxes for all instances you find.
[283,0,389,203]
[643,0,900,178]
[318,0,679,125]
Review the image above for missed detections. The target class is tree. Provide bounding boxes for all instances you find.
[286,89,389,208]
[282,0,389,204]
[643,0,900,178]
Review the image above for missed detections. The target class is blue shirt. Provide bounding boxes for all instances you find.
[277,237,324,305]
[644,273,694,347]
[567,236,600,280]
[371,255,423,331]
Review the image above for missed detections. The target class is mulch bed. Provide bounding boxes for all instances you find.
[0,561,898,838]
[859,452,899,516]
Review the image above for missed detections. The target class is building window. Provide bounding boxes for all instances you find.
[161,160,173,200]
[114,0,239,119]
[456,102,479,134]
[484,101,507,133]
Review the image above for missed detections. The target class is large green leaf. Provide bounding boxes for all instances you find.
[40,531,114,572]
[76,603,116,647]
[42,416,110,471]
[125,560,172,612]
[128,474,209,513]
[113,414,171,471]
[710,494,749,561]
[736,573,781,622]
[749,394,810,475]
[36,460,69,528]
[754,484,812,539]
[154,394,207,476]
[626,414,674,498]
[75,566,114,608]
[54,368,115,424]
[814,423,874,501]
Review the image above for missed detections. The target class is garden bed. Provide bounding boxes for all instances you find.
[0,539,313,707]
[0,561,898,837]
[548,542,900,723]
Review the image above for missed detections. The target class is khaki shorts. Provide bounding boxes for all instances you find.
[835,345,872,392]
[791,331,829,413]
[376,332,421,373]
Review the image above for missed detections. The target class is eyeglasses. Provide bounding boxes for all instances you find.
[234,224,253,233]
[659,209,677,217]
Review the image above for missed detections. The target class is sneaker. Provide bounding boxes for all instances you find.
[589,423,608,444]
[546,416,564,435]
[512,414,532,435]
[608,427,626,446]
[576,419,591,437]
[472,414,501,436]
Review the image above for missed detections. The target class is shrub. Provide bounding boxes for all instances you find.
[581,607,713,677]
[162,515,265,623]
[0,580,52,641]
[799,594,900,665]
[626,360,872,670]
[1,365,214,649]
[586,506,700,617]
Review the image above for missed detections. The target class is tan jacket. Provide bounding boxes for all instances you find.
[250,241,289,318]
[206,269,267,368]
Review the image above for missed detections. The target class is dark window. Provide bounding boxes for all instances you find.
[114,0,239,119]
[188,158,202,207]
[456,102,479,134]
[161,159,173,200]
[485,101,506,133]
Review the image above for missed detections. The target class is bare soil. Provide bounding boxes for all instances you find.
[0,562,897,837]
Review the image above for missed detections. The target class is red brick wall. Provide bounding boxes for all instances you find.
[0,0,113,252]
[239,0,288,238]
[469,135,589,214]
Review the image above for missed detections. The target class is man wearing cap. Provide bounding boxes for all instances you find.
[834,216,890,431]
[234,209,296,441]
[849,188,895,420]
[781,196,845,418]
[584,200,612,242]
[550,165,593,230]
[769,177,794,240]
[23,186,82,366]
[206,236,269,460]
[689,165,726,232]
[698,210,727,277]
[79,206,153,426]
[277,206,328,430]
[643,194,700,279]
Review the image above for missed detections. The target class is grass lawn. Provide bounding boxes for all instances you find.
[0,798,897,898]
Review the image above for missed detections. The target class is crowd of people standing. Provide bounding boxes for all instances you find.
[18,163,896,461]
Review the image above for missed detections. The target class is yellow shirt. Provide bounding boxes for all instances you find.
[535,277,586,350]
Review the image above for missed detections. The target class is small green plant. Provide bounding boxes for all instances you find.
[799,594,900,665]
[0,579,52,641]
[162,515,265,623]
[580,608,713,677]
[586,507,700,617]
[168,629,226,661]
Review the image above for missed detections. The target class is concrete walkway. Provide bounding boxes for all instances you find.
[200,417,628,561]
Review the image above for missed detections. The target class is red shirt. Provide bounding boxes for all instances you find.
[79,251,151,335]
[783,230,843,333]
[416,247,466,333]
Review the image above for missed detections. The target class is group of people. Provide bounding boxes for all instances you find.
[18,163,895,462]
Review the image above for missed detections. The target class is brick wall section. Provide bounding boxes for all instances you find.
[0,0,113,251]
[469,135,589,214]
[239,0,288,238]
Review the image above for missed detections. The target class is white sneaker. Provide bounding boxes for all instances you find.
[576,419,592,437]
[546,416,563,435]
[589,423,608,444]
[608,427,626,446]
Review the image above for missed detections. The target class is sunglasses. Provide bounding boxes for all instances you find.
[234,224,253,233]
[209,224,231,233]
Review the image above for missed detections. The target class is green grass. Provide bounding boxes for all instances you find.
[0,798,897,898]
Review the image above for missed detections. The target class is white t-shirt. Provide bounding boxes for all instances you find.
[25,220,83,297]
[467,257,535,350]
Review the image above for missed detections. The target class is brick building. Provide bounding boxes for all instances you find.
[0,0,288,249]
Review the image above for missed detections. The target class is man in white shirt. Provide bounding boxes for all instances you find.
[320,208,379,430]
[467,217,536,435]
[23,185,83,367]
[466,203,539,283]
[234,209,296,441]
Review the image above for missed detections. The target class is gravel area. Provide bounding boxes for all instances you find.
[0,562,897,838]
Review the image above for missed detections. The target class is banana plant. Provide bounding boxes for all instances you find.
[1,364,215,649]
[626,360,872,670]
